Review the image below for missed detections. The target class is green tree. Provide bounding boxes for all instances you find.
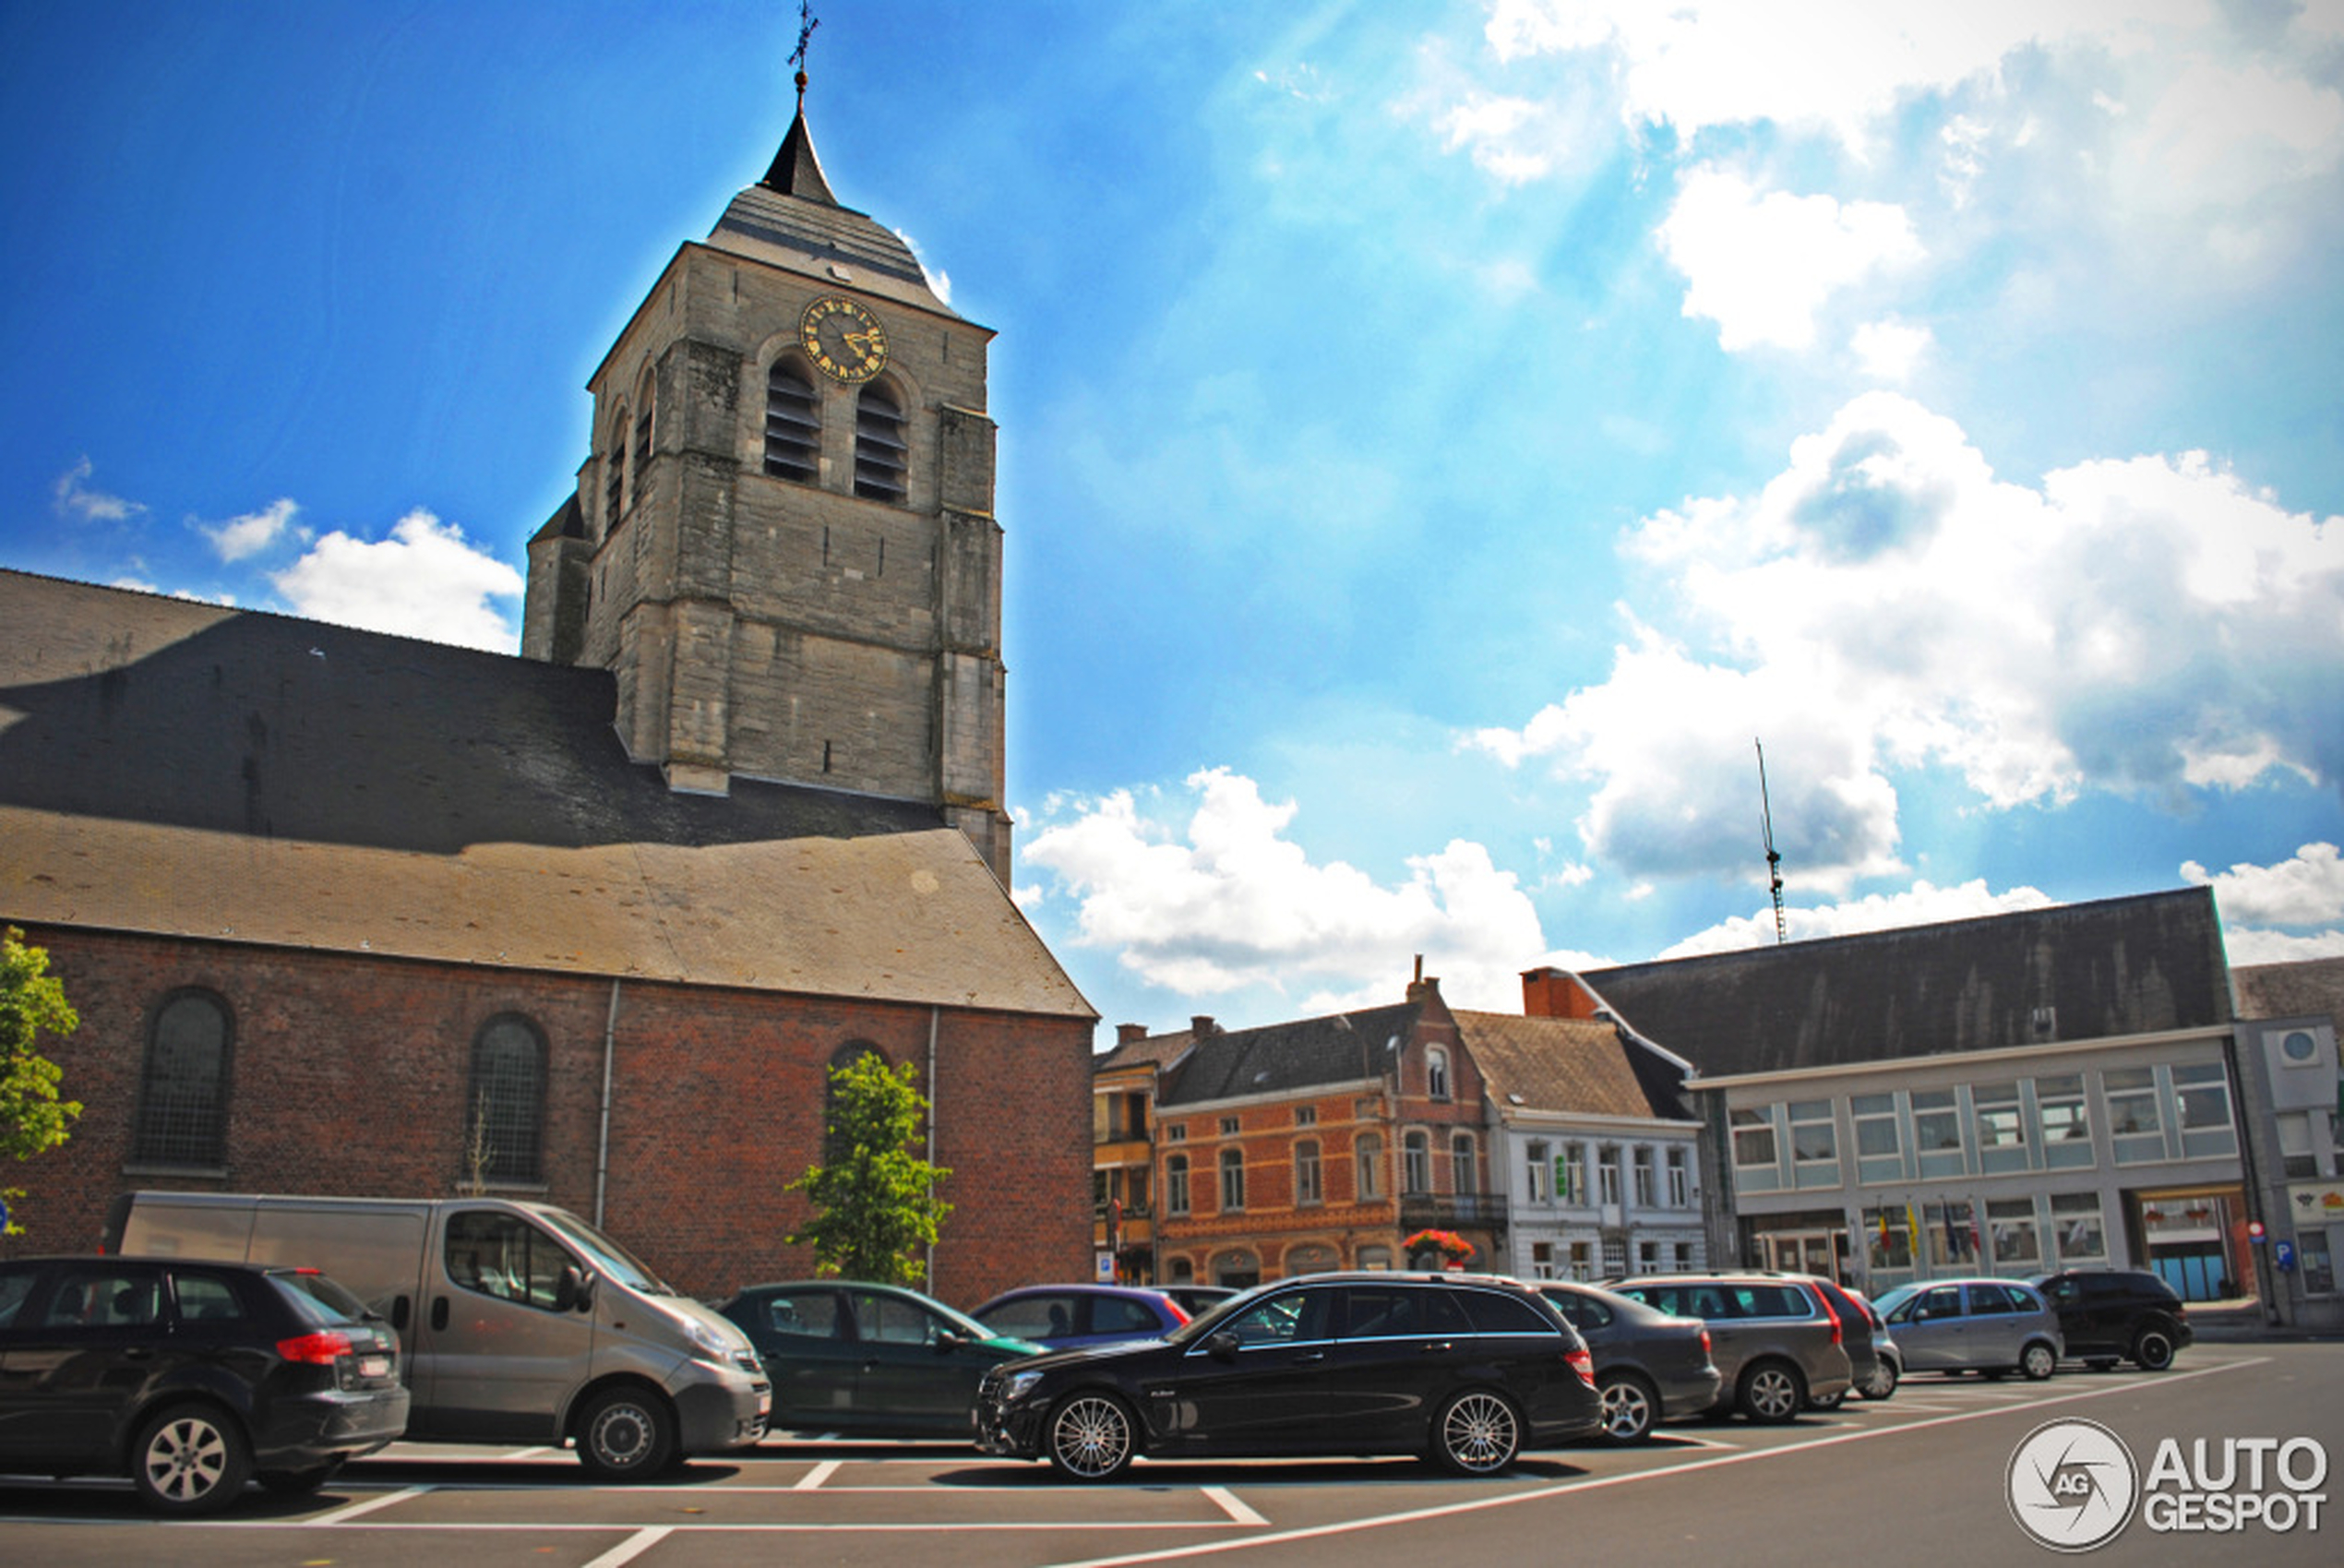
[1,927,82,1234]
[786,1053,951,1287]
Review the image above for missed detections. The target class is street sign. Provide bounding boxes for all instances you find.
[2276,1239,2297,1272]
[2249,1218,2267,1241]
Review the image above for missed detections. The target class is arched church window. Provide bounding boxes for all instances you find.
[823,1040,886,1162]
[764,362,819,484]
[853,382,908,504]
[466,1014,547,1184]
[630,373,654,506]
[603,406,629,529]
[134,989,233,1167]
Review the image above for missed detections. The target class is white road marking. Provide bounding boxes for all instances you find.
[580,1525,672,1568]
[1202,1486,1267,1526]
[795,1459,843,1490]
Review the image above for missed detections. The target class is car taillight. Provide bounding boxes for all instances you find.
[1567,1346,1595,1389]
[277,1330,355,1365]
[1700,1328,1712,1357]
[1818,1294,1842,1346]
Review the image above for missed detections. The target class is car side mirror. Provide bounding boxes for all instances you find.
[1207,1331,1240,1362]
[936,1329,963,1352]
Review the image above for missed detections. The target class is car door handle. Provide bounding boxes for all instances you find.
[431,1297,450,1332]
[1421,1340,1453,1354]
[1292,1351,1325,1364]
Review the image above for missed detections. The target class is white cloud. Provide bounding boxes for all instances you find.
[1470,393,2344,880]
[1430,91,1569,184]
[1851,317,1933,382]
[1021,767,1546,1012]
[200,497,299,562]
[53,457,145,522]
[1658,878,2055,958]
[269,509,523,652]
[1482,0,2200,152]
[1657,166,1921,351]
[2182,843,2344,928]
[2223,926,2344,965]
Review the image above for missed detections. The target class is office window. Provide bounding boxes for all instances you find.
[2036,1074,2093,1168]
[2051,1191,2107,1264]
[2171,1062,2238,1158]
[1852,1093,1903,1183]
[1973,1081,2027,1174]
[2105,1068,2165,1163]
[1989,1197,2040,1268]
[1912,1089,1966,1178]
[1730,1107,1777,1168]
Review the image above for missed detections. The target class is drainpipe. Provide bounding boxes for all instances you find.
[595,978,621,1228]
[927,1006,940,1291]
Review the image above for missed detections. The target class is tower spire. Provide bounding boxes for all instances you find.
[759,2,834,203]
[791,0,819,108]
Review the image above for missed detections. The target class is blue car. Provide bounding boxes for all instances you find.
[970,1284,1190,1349]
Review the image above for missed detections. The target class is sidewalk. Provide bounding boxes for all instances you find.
[2187,1295,2339,1340]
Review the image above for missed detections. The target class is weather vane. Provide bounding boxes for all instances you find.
[791,2,820,105]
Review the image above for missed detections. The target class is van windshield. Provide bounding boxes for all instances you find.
[536,1210,674,1294]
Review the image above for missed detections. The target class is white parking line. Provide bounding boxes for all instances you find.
[580,1525,673,1568]
[1202,1486,1267,1526]
[795,1459,843,1490]
[303,1484,437,1525]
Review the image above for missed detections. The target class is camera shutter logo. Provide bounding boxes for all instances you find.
[2008,1418,2140,1552]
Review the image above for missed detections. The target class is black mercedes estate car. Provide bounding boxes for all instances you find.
[0,1256,409,1514]
[975,1272,1600,1479]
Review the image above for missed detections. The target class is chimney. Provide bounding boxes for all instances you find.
[1521,966,1603,1020]
[1190,1015,1217,1038]
[1116,1023,1149,1047]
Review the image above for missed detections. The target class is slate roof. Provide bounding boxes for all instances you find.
[0,569,1091,1017]
[1452,1011,1695,1122]
[1579,887,2231,1080]
[1154,1003,1423,1107]
[705,108,957,317]
[2234,956,2344,1023]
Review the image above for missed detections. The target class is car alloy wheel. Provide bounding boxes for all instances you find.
[2021,1342,2058,1381]
[1433,1390,1521,1475]
[1738,1360,1804,1423]
[133,1404,253,1516]
[1047,1393,1135,1481]
[2133,1328,2175,1371]
[1597,1374,1656,1442]
[1859,1360,1898,1400]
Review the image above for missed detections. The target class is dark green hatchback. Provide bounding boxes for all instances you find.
[716,1280,1043,1438]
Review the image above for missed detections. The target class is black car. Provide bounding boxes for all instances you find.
[975,1272,1601,1480]
[0,1255,409,1514]
[2028,1268,2193,1370]
[715,1279,1043,1438]
[1533,1280,1721,1442]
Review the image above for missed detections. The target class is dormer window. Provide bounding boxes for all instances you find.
[1426,1045,1451,1101]
[764,362,819,483]
[853,383,907,503]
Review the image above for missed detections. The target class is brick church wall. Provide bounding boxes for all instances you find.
[9,924,1091,1311]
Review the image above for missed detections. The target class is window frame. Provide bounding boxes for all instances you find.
[133,987,234,1170]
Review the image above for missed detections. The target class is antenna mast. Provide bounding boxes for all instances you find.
[1756,738,1787,945]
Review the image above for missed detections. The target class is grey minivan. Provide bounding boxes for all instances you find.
[1608,1275,1852,1422]
[1873,1278,2063,1381]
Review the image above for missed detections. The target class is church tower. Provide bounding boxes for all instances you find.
[522,87,1011,883]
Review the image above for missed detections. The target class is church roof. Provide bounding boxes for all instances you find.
[706,108,959,317]
[1155,1003,1424,1106]
[0,569,1091,1019]
[1578,887,2230,1081]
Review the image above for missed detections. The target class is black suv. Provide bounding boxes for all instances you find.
[975,1272,1600,1479]
[0,1256,409,1514]
[2027,1269,2192,1371]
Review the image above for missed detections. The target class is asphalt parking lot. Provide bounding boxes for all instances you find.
[2,1343,2337,1568]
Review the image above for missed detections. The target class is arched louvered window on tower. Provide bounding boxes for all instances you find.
[853,383,908,504]
[765,362,819,483]
[603,409,628,530]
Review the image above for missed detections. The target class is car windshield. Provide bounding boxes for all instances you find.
[1872,1284,1919,1318]
[535,1210,673,1294]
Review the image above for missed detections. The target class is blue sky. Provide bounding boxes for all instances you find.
[6,1,2341,1039]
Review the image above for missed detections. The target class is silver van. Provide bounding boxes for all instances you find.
[102,1191,769,1478]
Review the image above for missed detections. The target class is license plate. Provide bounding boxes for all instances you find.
[359,1355,392,1379]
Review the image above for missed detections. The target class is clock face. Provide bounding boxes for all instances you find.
[2281,1029,2319,1063]
[799,296,889,383]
